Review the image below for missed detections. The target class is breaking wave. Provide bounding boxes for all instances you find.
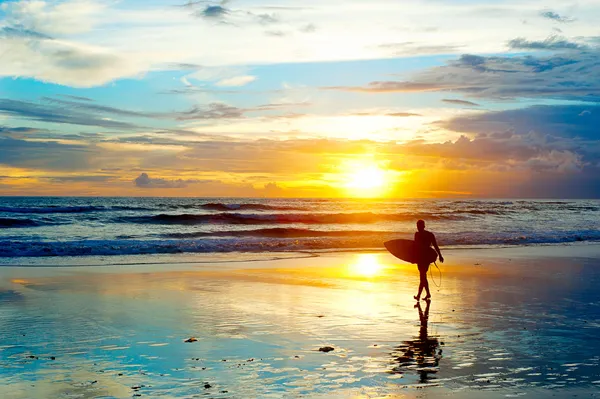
[119,212,467,225]
[199,203,304,211]
[164,227,396,239]
[2,229,600,257]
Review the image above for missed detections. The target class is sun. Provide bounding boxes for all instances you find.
[340,159,390,197]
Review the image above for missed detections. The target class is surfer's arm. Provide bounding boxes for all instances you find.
[432,234,444,263]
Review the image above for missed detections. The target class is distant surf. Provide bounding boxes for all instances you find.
[1,197,599,257]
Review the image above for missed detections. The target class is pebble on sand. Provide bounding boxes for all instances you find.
[319,346,335,353]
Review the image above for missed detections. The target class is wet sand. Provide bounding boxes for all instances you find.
[1,245,600,398]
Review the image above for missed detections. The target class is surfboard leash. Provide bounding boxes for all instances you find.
[430,261,442,289]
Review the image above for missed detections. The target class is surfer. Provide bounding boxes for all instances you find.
[414,219,443,301]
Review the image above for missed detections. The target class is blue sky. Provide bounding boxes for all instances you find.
[1,0,600,197]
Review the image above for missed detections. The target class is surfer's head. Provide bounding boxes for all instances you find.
[417,219,425,232]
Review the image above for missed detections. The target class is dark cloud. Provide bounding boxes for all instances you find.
[42,97,154,118]
[175,103,245,120]
[540,10,574,23]
[0,99,143,130]
[134,173,211,188]
[442,99,481,107]
[200,5,229,18]
[441,104,600,141]
[326,49,600,101]
[0,136,93,171]
[1,125,104,142]
[0,97,251,132]
[0,126,45,137]
[433,103,600,195]
[508,36,585,50]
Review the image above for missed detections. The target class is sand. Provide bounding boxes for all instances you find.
[1,244,599,398]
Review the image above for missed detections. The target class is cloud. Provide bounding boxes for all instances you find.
[441,104,600,141]
[43,175,113,183]
[0,25,51,39]
[256,13,280,25]
[0,136,93,171]
[0,97,253,130]
[57,94,94,102]
[540,10,574,23]
[42,97,153,118]
[299,23,316,33]
[442,99,480,107]
[215,75,257,87]
[327,49,600,101]
[134,172,210,188]
[324,81,445,93]
[199,5,229,19]
[526,150,583,173]
[378,42,463,56]
[2,0,105,35]
[265,30,286,37]
[174,103,245,120]
[351,111,422,117]
[0,99,143,130]
[0,35,145,87]
[508,36,585,50]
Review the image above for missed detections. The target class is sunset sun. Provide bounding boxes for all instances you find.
[341,159,391,198]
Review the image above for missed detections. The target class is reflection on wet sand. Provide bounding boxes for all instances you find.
[1,248,600,398]
[390,300,441,383]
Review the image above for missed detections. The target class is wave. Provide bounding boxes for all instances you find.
[0,218,47,228]
[0,205,152,214]
[199,203,303,211]
[452,209,505,215]
[118,212,467,225]
[164,228,396,239]
[2,229,600,257]
[0,205,106,214]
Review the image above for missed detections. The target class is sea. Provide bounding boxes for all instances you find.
[1,197,599,262]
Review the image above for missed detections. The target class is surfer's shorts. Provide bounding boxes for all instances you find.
[417,263,430,273]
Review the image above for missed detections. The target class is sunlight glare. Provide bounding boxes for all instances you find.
[341,159,390,198]
[349,254,384,278]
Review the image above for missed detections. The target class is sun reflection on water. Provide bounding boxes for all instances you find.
[348,254,385,278]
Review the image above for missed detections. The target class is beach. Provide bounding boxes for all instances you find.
[1,244,599,398]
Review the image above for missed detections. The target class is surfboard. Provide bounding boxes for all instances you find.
[384,239,438,264]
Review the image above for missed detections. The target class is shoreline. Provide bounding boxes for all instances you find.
[1,240,600,268]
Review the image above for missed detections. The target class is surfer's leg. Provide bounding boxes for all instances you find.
[417,265,427,299]
[415,265,424,299]
[421,264,431,299]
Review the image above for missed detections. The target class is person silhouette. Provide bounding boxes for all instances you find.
[414,220,443,301]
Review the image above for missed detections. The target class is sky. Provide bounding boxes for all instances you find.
[1,0,600,198]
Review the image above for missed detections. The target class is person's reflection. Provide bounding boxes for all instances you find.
[390,300,442,382]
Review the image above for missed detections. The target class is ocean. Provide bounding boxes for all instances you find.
[1,197,599,260]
